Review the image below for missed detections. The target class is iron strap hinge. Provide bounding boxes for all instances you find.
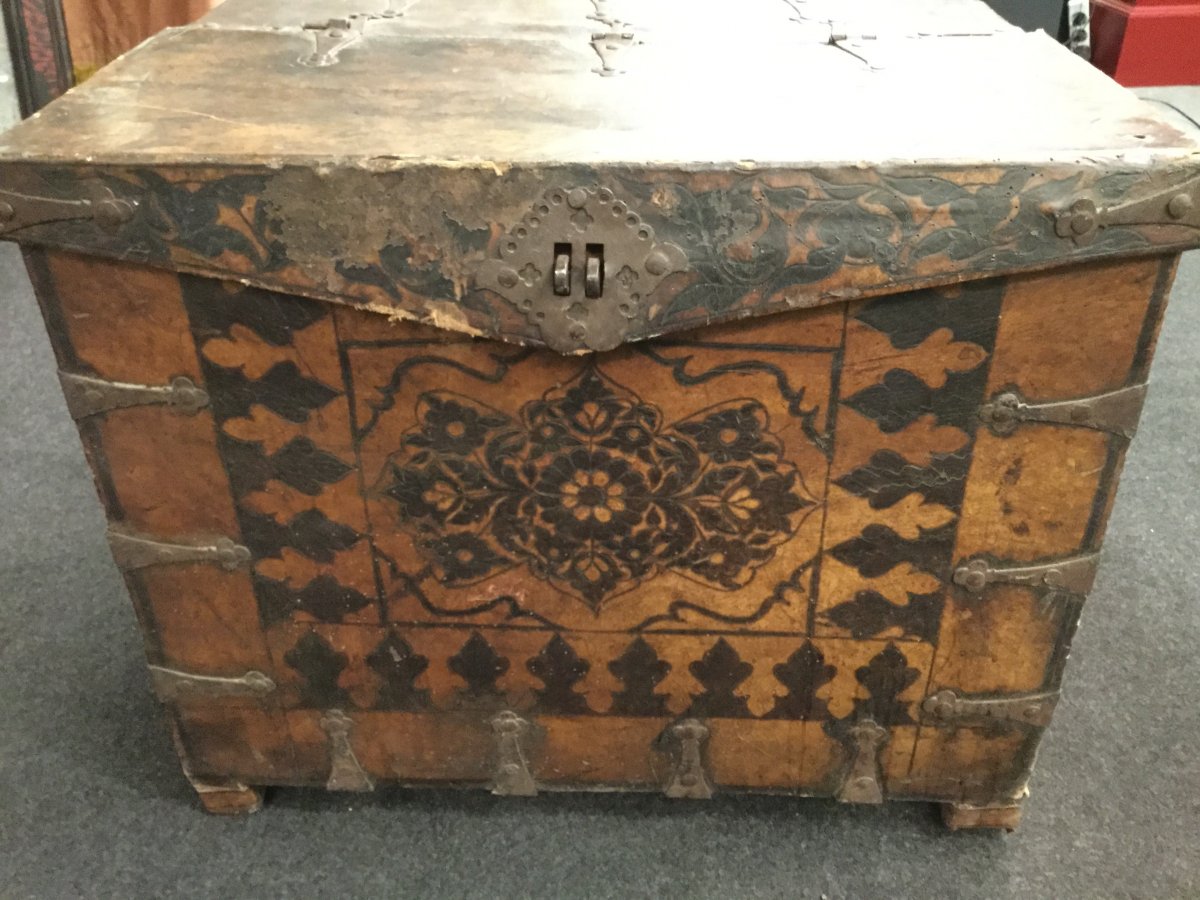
[107,529,251,572]
[0,185,136,236]
[59,372,209,421]
[1053,172,1200,246]
[149,666,276,703]
[923,689,1059,728]
[978,383,1148,440]
[953,552,1100,598]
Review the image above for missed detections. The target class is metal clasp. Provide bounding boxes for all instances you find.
[491,711,537,797]
[320,709,373,792]
[836,720,888,805]
[663,719,713,799]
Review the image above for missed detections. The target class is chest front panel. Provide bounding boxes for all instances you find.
[34,249,1172,803]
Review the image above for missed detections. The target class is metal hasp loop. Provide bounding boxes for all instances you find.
[953,552,1100,598]
[836,720,888,805]
[475,185,688,353]
[320,709,374,792]
[978,384,1148,440]
[1053,172,1200,246]
[0,185,136,237]
[491,711,537,797]
[923,690,1059,729]
[107,529,252,572]
[59,372,209,421]
[663,719,713,799]
[149,666,276,703]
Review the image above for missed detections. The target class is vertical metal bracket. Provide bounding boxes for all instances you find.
[977,384,1147,440]
[320,709,373,792]
[107,529,252,572]
[836,720,888,805]
[148,666,275,703]
[663,719,714,799]
[923,690,1059,728]
[59,372,209,421]
[491,710,537,797]
[953,552,1100,598]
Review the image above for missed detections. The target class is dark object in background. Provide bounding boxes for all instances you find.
[1,0,72,117]
[0,0,1198,832]
[984,0,1068,35]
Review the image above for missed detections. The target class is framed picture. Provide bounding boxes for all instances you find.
[2,0,73,117]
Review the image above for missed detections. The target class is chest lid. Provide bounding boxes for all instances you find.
[0,0,1198,353]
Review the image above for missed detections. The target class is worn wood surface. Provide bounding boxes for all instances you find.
[30,248,1177,821]
[0,0,1198,355]
[1,0,1195,165]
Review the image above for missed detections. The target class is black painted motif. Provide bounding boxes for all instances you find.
[376,366,815,611]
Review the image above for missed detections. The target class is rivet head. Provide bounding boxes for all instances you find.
[0,201,14,223]
[497,267,519,289]
[644,250,670,276]
[1070,211,1095,235]
[566,187,589,210]
[93,198,134,232]
[1167,192,1194,220]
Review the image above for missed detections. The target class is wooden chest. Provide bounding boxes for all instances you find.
[2,0,1198,830]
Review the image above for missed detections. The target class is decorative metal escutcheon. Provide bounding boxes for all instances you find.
[475,186,688,353]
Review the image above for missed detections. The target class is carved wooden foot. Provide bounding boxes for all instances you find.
[191,779,264,816]
[941,800,1023,832]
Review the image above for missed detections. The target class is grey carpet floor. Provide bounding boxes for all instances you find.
[2,108,1200,900]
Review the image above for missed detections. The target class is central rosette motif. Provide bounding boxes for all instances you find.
[377,367,814,611]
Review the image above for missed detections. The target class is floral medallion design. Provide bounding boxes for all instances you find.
[375,367,816,612]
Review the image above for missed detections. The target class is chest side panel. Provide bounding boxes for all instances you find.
[34,250,1174,804]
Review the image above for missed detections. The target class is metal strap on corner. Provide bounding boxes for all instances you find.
[0,185,136,237]
[923,689,1059,728]
[978,383,1148,440]
[953,552,1099,598]
[60,372,209,421]
[149,666,275,703]
[1052,173,1200,246]
[107,529,251,572]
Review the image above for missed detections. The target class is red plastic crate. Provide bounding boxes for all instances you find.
[1091,0,1200,86]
